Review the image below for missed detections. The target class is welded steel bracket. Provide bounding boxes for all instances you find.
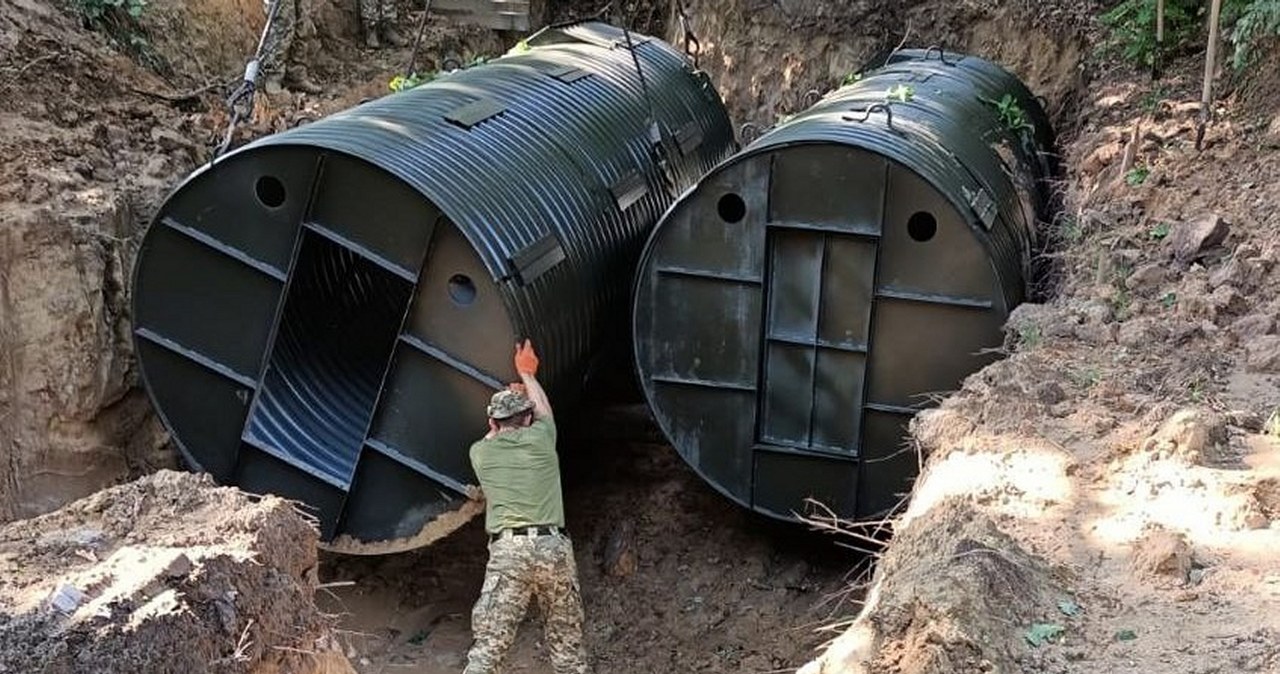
[507,233,565,286]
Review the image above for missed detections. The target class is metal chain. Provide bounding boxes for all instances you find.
[215,0,286,159]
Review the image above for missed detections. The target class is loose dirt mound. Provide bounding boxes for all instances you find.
[801,46,1280,674]
[0,470,351,674]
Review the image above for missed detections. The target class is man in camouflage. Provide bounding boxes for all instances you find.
[260,0,322,94]
[464,340,589,674]
[360,0,409,49]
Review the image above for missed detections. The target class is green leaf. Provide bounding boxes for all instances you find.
[1161,292,1177,309]
[1125,166,1150,186]
[1057,599,1081,617]
[885,84,914,102]
[1024,623,1065,647]
[1115,629,1138,642]
[1148,222,1170,240]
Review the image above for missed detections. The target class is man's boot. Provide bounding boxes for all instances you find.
[262,75,285,96]
[284,69,323,95]
[380,24,410,48]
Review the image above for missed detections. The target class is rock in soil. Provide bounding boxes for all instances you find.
[1170,214,1230,263]
[1140,407,1228,464]
[1130,527,1193,584]
[1245,335,1280,373]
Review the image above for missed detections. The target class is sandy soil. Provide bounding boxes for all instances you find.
[801,43,1280,674]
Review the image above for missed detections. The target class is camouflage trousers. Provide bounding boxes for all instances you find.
[464,532,588,674]
[360,0,398,27]
[261,0,316,78]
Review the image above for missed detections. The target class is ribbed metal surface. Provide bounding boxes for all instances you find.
[633,49,1056,523]
[132,21,735,550]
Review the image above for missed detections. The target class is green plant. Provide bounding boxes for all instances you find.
[388,71,436,92]
[1057,599,1082,617]
[1230,0,1280,69]
[885,83,914,102]
[981,93,1034,134]
[1125,165,1151,186]
[841,71,863,86]
[1025,623,1066,647]
[76,0,148,22]
[1111,288,1133,320]
[1160,291,1178,309]
[1017,323,1043,350]
[72,0,166,71]
[1140,85,1168,115]
[1057,215,1084,244]
[1070,366,1103,389]
[1148,221,1171,240]
[1100,0,1198,67]
[1188,377,1206,402]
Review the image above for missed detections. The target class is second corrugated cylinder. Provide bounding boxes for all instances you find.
[633,49,1057,522]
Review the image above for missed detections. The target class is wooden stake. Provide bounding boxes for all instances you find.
[1197,0,1223,150]
[1153,0,1165,79]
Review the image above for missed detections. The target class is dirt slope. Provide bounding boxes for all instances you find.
[0,470,352,674]
[0,0,500,522]
[800,45,1280,674]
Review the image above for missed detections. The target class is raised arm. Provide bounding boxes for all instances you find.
[515,339,553,422]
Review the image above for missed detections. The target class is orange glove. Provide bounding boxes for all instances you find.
[514,339,539,376]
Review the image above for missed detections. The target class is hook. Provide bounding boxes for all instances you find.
[739,122,763,144]
[922,45,954,65]
[803,89,823,107]
[844,103,895,131]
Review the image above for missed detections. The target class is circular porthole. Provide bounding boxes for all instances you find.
[448,274,477,306]
[255,175,287,209]
[907,211,938,242]
[717,193,747,223]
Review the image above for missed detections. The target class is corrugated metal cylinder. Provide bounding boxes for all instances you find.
[131,22,735,550]
[632,49,1057,522]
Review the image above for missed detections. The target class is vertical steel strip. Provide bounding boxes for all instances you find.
[332,217,441,534]
[853,160,891,517]
[805,232,831,449]
[233,153,327,479]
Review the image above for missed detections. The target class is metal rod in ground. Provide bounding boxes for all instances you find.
[404,0,434,80]
[1197,0,1223,150]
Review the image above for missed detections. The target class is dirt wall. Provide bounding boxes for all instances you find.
[0,0,489,523]
[0,0,266,522]
[670,0,1096,130]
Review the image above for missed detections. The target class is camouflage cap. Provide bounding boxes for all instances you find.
[486,389,535,419]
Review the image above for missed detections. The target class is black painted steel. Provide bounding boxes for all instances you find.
[633,49,1057,522]
[132,22,735,549]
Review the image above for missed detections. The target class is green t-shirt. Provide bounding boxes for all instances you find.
[469,417,566,534]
